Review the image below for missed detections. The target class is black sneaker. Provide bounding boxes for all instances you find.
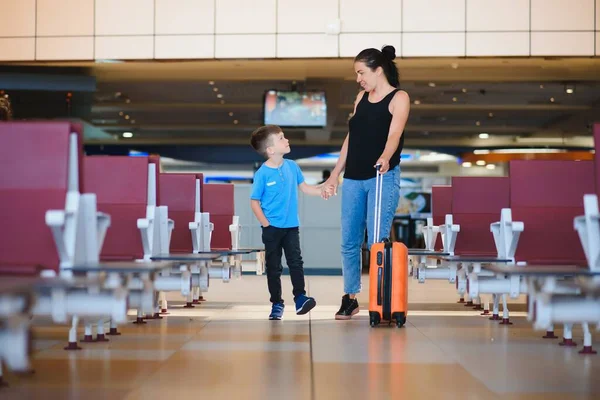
[335,294,359,320]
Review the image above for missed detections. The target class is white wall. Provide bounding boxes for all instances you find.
[1,0,596,60]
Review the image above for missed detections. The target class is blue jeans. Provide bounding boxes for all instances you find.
[341,165,401,294]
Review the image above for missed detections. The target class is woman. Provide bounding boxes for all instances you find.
[321,45,410,320]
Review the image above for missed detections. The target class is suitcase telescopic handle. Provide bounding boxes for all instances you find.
[373,164,383,243]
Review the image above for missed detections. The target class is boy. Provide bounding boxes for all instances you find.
[250,124,330,320]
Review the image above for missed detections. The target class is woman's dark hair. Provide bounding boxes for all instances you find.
[354,45,400,88]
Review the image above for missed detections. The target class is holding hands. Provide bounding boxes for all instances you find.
[320,176,338,200]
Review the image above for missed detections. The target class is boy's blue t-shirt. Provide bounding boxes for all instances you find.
[251,159,304,228]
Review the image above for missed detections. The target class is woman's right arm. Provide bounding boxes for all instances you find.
[329,133,348,184]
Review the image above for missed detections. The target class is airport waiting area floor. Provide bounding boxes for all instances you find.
[2,276,599,399]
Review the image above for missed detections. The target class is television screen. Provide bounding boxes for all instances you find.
[263,90,327,128]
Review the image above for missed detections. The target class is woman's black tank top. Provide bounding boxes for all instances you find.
[345,89,404,180]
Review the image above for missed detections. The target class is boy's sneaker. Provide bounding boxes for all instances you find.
[269,302,285,320]
[335,294,359,320]
[295,294,316,315]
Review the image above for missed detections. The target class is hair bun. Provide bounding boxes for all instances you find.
[381,45,396,60]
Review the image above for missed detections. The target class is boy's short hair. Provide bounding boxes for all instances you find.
[250,125,282,158]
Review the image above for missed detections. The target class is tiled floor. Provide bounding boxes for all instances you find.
[2,276,599,399]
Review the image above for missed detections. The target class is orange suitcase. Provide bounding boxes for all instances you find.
[368,166,409,328]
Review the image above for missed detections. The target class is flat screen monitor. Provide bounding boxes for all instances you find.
[263,90,327,128]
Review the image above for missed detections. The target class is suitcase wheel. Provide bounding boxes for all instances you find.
[393,312,406,328]
[369,311,381,327]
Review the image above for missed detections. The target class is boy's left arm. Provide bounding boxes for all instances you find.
[295,161,332,197]
[299,182,330,197]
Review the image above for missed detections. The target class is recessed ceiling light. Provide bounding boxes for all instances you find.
[229,112,234,116]
[217,94,223,98]
[476,160,486,166]
[488,112,494,117]
[233,120,239,124]
[209,81,215,85]
[462,88,467,93]
[119,111,124,116]
[124,115,130,120]
[452,97,457,102]
[475,121,481,126]
[414,100,421,105]
[125,99,131,104]
[213,87,219,92]
[539,84,544,89]
[428,82,436,87]
[462,162,472,168]
[451,63,459,69]
[479,133,489,139]
[550,97,555,102]
[122,132,133,138]
[474,149,490,154]
[486,164,496,170]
